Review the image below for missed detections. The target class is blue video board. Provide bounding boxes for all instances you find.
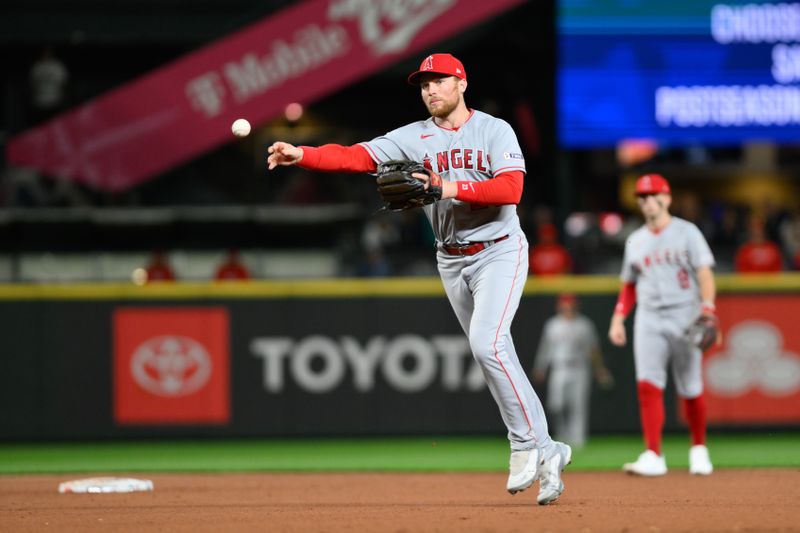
[558,0,800,147]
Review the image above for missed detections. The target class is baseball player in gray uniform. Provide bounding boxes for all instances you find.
[267,53,571,504]
[533,293,613,448]
[608,174,717,476]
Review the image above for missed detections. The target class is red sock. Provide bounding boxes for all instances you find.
[683,394,707,446]
[637,381,664,455]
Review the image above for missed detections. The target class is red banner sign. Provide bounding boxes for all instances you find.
[703,295,800,424]
[113,307,230,425]
[6,0,525,191]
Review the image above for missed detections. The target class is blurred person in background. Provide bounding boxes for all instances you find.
[532,293,613,448]
[145,250,176,283]
[671,191,714,240]
[357,214,399,277]
[779,211,800,271]
[734,215,784,273]
[709,203,744,247]
[761,198,789,245]
[357,249,391,277]
[529,223,572,276]
[28,46,69,125]
[608,173,718,477]
[215,248,251,281]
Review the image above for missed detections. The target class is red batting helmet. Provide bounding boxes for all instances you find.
[635,174,671,196]
[407,53,467,85]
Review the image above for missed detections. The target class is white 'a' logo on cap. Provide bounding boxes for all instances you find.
[424,55,434,71]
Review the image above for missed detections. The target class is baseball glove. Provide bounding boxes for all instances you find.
[688,314,720,352]
[376,159,442,211]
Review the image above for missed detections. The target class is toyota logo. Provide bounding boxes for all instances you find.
[130,336,212,396]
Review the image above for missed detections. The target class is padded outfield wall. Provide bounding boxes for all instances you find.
[1,274,798,440]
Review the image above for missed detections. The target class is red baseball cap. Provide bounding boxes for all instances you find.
[635,173,671,196]
[407,53,467,86]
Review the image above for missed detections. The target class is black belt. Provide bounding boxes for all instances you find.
[439,235,510,256]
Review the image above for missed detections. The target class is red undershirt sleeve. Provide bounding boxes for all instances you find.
[614,282,637,317]
[297,144,376,173]
[296,148,522,205]
[453,171,524,205]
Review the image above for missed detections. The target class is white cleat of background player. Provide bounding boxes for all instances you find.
[623,445,713,476]
[623,450,668,476]
[689,444,713,475]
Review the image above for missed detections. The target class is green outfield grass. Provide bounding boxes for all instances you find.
[1,433,797,475]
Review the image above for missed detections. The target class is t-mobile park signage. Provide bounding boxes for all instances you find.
[6,0,525,191]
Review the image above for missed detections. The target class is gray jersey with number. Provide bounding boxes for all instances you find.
[360,109,526,244]
[621,217,715,310]
[622,217,715,396]
[535,314,599,373]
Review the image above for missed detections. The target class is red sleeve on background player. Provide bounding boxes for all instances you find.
[614,282,636,317]
[453,171,524,205]
[298,144,377,173]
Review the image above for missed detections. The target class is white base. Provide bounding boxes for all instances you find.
[58,477,154,494]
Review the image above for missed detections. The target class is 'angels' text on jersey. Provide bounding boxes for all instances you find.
[621,217,715,310]
[359,109,526,244]
[424,150,491,174]
[632,248,691,271]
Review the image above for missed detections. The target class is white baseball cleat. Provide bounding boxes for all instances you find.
[506,448,540,494]
[689,444,713,475]
[623,450,668,476]
[537,441,572,505]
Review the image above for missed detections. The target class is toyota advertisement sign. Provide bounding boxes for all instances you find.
[113,308,230,425]
[1,290,798,439]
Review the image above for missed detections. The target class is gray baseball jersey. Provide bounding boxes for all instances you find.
[361,110,554,453]
[534,314,599,447]
[621,217,715,310]
[360,109,525,244]
[621,217,715,395]
[535,314,599,373]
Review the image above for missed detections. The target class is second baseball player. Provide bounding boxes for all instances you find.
[608,174,718,476]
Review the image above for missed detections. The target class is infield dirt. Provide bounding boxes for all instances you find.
[1,470,798,532]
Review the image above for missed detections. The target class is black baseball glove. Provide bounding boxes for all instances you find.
[688,313,720,352]
[375,159,442,211]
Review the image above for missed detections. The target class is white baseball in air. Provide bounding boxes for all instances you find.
[231,118,251,137]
